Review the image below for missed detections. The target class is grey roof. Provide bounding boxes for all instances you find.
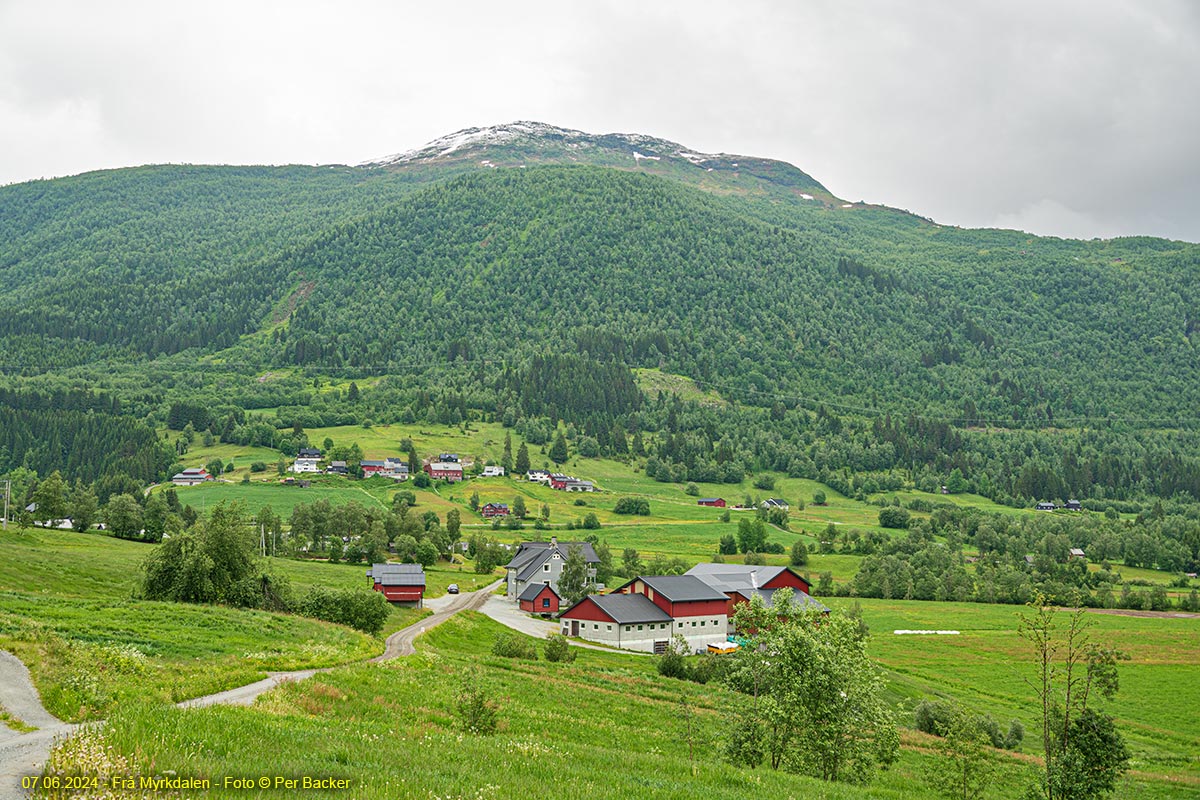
[632,575,728,603]
[518,583,559,602]
[361,460,386,467]
[367,563,426,586]
[686,563,787,584]
[584,593,673,624]
[686,563,828,612]
[505,541,600,580]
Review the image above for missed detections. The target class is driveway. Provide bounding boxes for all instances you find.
[477,595,651,656]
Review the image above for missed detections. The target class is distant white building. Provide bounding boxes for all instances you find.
[292,457,321,474]
[482,465,505,477]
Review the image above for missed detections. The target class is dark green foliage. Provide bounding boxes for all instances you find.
[298,587,389,635]
[753,474,775,491]
[613,497,650,515]
[581,512,600,529]
[491,633,538,660]
[543,634,576,663]
[878,506,910,529]
[719,534,738,555]
[548,432,568,464]
[790,540,809,567]
[656,636,690,679]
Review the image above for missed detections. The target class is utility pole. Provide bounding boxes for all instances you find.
[1,480,9,530]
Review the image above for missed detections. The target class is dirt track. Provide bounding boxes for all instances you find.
[0,580,501,798]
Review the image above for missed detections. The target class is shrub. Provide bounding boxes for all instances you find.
[878,506,911,529]
[250,461,267,473]
[744,551,766,566]
[582,512,601,529]
[1004,719,1025,750]
[614,497,651,515]
[753,474,775,491]
[762,541,785,555]
[298,587,390,635]
[456,680,498,735]
[491,633,538,660]
[574,498,587,506]
[543,634,576,663]
[685,482,700,496]
[656,636,690,679]
[914,699,957,736]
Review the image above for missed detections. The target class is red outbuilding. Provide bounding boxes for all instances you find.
[518,583,561,613]
[367,563,426,606]
[697,498,726,507]
[425,461,464,482]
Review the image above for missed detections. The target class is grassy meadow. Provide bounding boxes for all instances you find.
[41,610,1200,799]
[0,527,492,720]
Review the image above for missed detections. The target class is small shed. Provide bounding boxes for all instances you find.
[698,498,726,508]
[518,583,561,614]
[367,563,426,606]
[1068,548,1087,561]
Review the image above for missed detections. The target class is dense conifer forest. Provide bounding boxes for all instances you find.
[1,135,1199,514]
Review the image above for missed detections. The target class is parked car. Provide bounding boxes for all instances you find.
[447,584,460,594]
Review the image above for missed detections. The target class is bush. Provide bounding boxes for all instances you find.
[762,541,785,555]
[250,461,267,473]
[543,634,576,663]
[878,506,911,529]
[744,551,766,566]
[1004,719,1025,750]
[573,498,587,506]
[656,636,690,679]
[412,471,432,488]
[456,680,498,735]
[614,497,651,515]
[753,474,775,491]
[689,652,730,685]
[298,587,390,635]
[790,540,809,567]
[914,699,957,736]
[491,633,538,660]
[685,482,699,496]
[582,512,601,529]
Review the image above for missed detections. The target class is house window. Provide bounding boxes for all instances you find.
[593,624,599,630]
[691,621,696,627]
[542,598,550,609]
[638,625,644,631]
[606,625,612,631]
[700,621,705,626]
[543,564,551,572]
[625,626,631,632]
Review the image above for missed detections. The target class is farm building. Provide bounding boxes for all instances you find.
[291,457,320,474]
[505,537,599,600]
[367,563,426,606]
[685,563,826,615]
[697,498,726,507]
[1069,548,1087,561]
[326,460,349,475]
[1036,502,1057,511]
[560,574,730,653]
[760,498,789,511]
[527,470,551,483]
[361,460,388,477]
[426,461,464,482]
[171,467,211,486]
[548,474,595,491]
[482,466,505,477]
[438,453,460,463]
[481,502,510,518]
[518,583,561,614]
[1065,499,1082,511]
[297,447,322,459]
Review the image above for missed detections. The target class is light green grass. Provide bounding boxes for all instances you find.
[822,597,1200,784]
[48,610,1198,799]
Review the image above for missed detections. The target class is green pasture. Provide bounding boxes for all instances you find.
[52,611,1198,799]
[0,527,493,719]
[822,597,1200,785]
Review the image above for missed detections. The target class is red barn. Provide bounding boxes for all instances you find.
[425,461,464,482]
[518,583,560,613]
[683,563,826,617]
[367,563,426,606]
[481,502,510,518]
[697,498,726,507]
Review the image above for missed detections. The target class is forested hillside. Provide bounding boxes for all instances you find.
[1,124,1199,506]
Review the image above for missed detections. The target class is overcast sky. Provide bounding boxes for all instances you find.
[2,0,1198,242]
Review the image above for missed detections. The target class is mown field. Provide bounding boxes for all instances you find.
[43,610,1200,799]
